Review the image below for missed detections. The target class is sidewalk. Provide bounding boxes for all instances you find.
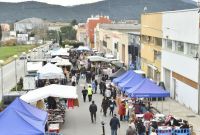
[151,98,200,135]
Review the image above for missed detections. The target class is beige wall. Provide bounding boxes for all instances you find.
[96,28,130,66]
[141,13,162,82]
[141,13,162,37]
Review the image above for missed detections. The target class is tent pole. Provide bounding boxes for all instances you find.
[168,97,170,115]
[156,97,158,110]
[162,98,163,113]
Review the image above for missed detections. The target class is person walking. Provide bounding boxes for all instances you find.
[87,85,93,102]
[89,101,97,123]
[109,97,116,117]
[126,124,137,135]
[101,97,109,116]
[118,101,126,121]
[110,114,120,135]
[82,87,87,102]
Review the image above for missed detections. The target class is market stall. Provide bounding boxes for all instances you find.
[87,55,111,62]
[109,68,126,80]
[113,70,135,85]
[0,98,48,135]
[37,63,65,80]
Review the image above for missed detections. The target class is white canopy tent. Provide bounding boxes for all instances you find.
[51,56,63,63]
[55,59,72,66]
[51,48,69,56]
[37,63,65,79]
[105,54,114,59]
[27,62,43,72]
[76,46,90,51]
[20,84,78,103]
[87,56,110,62]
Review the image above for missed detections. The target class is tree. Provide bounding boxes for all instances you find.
[71,19,78,26]
[0,25,2,41]
[60,26,76,40]
[59,31,62,46]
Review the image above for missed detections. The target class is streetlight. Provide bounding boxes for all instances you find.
[0,60,4,100]
[22,52,26,75]
[13,55,18,91]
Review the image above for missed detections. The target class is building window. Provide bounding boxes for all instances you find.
[154,50,161,61]
[141,35,150,43]
[166,39,172,50]
[103,40,107,47]
[114,42,118,51]
[187,43,198,57]
[175,41,184,53]
[155,38,162,46]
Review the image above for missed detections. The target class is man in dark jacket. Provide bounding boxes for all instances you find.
[82,87,87,102]
[110,114,120,135]
[89,101,97,123]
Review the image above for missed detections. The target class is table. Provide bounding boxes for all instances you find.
[49,123,59,133]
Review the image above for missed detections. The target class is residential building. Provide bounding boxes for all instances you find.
[86,15,112,48]
[141,8,200,114]
[14,17,47,33]
[95,23,140,66]
[76,23,87,45]
[140,13,162,83]
[161,9,200,113]
[46,22,69,31]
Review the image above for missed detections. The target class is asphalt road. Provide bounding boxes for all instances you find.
[60,77,129,135]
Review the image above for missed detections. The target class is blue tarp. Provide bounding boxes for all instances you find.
[126,78,170,98]
[0,98,47,135]
[118,72,144,91]
[112,70,134,84]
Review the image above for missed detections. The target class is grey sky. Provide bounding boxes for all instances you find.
[0,0,104,6]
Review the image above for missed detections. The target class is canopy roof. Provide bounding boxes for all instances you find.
[126,78,170,98]
[105,54,114,59]
[118,72,144,91]
[20,84,78,103]
[112,70,134,84]
[37,63,65,79]
[51,56,63,63]
[56,59,72,66]
[51,48,68,56]
[76,46,90,51]
[111,60,124,68]
[27,62,43,72]
[110,68,126,79]
[87,56,110,62]
[0,98,47,135]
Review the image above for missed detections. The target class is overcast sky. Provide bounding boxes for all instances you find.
[0,0,105,6]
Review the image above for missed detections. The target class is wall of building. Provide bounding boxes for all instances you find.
[163,9,199,44]
[141,13,162,37]
[141,13,162,82]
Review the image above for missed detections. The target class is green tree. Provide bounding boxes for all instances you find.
[71,19,78,26]
[59,32,62,46]
[60,26,76,40]
[0,25,2,41]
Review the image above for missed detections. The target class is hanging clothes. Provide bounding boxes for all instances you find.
[67,99,74,109]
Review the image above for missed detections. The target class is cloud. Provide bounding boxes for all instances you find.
[0,0,104,6]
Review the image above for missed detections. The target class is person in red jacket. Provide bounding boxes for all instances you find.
[143,111,154,121]
[118,101,126,121]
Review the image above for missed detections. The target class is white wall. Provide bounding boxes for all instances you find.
[162,50,198,82]
[163,9,199,44]
[174,79,198,113]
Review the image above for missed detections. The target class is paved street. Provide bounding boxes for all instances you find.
[60,78,128,135]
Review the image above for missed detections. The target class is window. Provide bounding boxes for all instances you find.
[155,38,162,46]
[114,42,118,51]
[154,50,161,61]
[166,39,172,50]
[175,41,184,53]
[141,35,150,43]
[187,43,198,56]
[103,40,107,47]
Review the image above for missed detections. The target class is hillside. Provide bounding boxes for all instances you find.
[0,0,196,23]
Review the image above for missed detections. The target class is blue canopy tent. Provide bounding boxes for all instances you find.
[110,68,126,80]
[118,72,144,91]
[0,98,48,135]
[112,70,134,85]
[126,78,170,98]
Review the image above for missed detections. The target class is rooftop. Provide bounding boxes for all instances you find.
[99,23,141,30]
